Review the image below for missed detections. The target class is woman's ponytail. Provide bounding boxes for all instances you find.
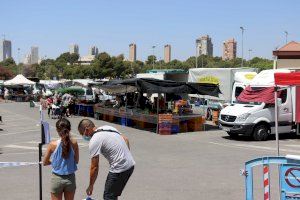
[56,118,71,159]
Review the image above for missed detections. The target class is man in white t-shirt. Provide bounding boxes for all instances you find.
[78,119,135,200]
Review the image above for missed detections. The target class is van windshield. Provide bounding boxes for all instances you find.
[86,88,93,95]
[234,101,263,105]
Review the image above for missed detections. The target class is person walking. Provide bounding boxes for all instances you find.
[43,118,79,200]
[78,119,135,200]
[4,88,9,103]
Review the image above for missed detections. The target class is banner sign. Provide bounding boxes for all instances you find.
[42,121,50,144]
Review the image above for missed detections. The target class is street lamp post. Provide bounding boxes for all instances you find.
[284,31,288,44]
[17,48,20,74]
[152,45,156,69]
[240,26,245,67]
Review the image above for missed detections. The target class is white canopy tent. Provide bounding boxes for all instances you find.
[4,74,35,86]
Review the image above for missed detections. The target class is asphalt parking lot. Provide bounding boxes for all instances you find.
[0,102,300,199]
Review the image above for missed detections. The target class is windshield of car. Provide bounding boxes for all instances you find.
[234,100,263,105]
[86,88,93,95]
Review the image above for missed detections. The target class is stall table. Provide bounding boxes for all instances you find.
[75,104,94,117]
[94,105,205,134]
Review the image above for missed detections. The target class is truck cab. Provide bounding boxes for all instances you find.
[219,69,293,141]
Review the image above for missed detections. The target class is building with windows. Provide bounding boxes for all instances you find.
[0,39,12,61]
[129,43,136,62]
[196,35,213,56]
[23,54,31,65]
[30,46,39,64]
[164,44,171,63]
[89,46,99,56]
[222,38,237,60]
[69,44,79,54]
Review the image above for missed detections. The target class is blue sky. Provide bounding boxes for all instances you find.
[2,0,299,62]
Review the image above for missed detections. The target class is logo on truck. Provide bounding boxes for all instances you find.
[198,76,220,85]
[244,73,256,80]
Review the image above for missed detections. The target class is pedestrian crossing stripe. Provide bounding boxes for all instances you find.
[0,162,40,168]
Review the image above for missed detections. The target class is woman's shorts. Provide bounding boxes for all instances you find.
[51,173,76,194]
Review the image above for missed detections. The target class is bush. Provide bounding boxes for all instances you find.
[56,87,84,96]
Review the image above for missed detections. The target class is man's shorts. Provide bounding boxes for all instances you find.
[104,166,134,200]
[51,173,76,194]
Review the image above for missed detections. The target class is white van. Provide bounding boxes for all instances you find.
[219,69,297,141]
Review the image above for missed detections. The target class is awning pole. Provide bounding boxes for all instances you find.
[125,85,128,126]
[274,87,279,156]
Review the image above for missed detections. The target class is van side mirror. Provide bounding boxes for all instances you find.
[277,98,282,106]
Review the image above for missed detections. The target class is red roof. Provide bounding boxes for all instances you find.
[273,41,300,57]
[278,41,300,51]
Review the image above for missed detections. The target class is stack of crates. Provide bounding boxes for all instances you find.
[187,117,205,132]
[212,110,219,125]
[158,114,172,135]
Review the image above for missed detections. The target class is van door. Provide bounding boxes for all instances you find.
[277,88,293,133]
[231,83,245,103]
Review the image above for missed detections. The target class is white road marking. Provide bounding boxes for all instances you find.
[0,151,37,155]
[5,143,87,150]
[2,118,35,123]
[0,123,38,128]
[209,142,300,153]
[5,145,46,151]
[0,129,40,136]
[283,144,300,148]
[78,143,88,147]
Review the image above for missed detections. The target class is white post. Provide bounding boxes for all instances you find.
[273,56,277,70]
[39,105,44,122]
[275,88,279,156]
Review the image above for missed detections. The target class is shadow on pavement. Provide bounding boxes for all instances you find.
[203,123,219,131]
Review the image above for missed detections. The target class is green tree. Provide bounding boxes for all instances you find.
[0,57,16,67]
[0,66,13,80]
[45,65,59,79]
[146,55,157,65]
[246,57,273,70]
[56,52,79,64]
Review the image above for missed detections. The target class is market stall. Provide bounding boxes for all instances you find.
[4,74,35,102]
[93,78,221,134]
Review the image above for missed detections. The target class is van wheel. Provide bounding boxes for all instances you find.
[206,109,212,120]
[253,125,269,141]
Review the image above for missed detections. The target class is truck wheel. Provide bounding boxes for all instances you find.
[227,132,239,139]
[206,109,212,120]
[253,125,269,141]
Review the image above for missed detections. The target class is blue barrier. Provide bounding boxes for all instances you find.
[242,155,300,200]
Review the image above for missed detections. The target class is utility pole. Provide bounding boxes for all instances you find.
[152,46,156,69]
[240,26,245,67]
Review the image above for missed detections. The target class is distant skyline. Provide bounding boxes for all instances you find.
[1,0,299,62]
